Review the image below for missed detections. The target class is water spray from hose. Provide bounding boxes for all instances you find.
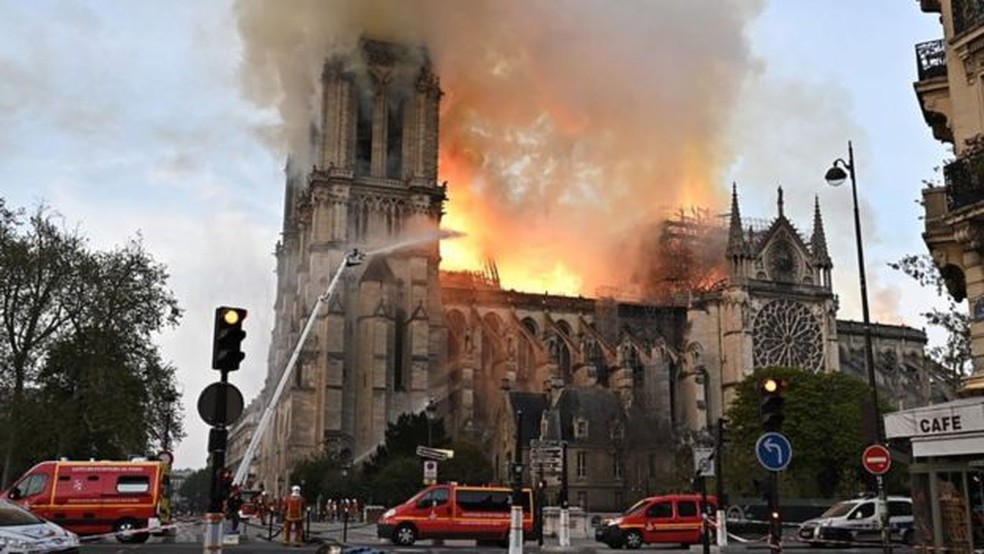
[232,228,464,486]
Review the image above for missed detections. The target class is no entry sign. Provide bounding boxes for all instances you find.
[862,444,892,475]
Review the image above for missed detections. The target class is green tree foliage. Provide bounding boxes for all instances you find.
[0,201,183,486]
[176,468,211,514]
[369,456,422,507]
[890,254,970,388]
[441,441,494,486]
[361,411,449,479]
[723,366,904,499]
[289,450,365,504]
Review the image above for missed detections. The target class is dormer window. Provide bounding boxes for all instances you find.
[574,417,589,439]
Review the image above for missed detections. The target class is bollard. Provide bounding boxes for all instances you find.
[305,506,312,543]
[342,509,349,544]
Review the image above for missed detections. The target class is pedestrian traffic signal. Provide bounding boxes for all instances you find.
[759,377,785,432]
[212,306,247,371]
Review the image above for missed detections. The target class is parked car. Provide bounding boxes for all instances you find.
[797,495,914,546]
[0,499,80,554]
[595,493,717,549]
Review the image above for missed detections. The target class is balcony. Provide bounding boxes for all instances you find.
[955,0,984,36]
[944,151,984,211]
[914,39,953,143]
[916,39,947,80]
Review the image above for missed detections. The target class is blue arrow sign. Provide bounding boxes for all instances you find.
[755,432,792,471]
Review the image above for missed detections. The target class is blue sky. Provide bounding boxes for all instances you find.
[0,1,952,469]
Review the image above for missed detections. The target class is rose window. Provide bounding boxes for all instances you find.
[752,299,823,371]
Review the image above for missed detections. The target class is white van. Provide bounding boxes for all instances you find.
[797,495,914,546]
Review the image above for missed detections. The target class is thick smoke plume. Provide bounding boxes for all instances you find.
[235,0,763,297]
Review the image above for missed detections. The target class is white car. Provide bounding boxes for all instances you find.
[0,500,79,554]
[797,495,914,547]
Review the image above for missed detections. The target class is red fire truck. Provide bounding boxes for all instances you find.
[2,457,172,543]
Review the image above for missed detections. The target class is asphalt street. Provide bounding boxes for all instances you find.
[74,519,916,553]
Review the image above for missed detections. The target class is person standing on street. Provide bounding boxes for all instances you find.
[283,485,305,547]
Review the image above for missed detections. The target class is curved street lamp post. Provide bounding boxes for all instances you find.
[825,141,891,554]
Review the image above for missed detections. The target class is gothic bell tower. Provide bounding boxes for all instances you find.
[261,38,447,485]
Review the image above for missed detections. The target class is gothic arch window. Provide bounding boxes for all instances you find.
[393,308,408,391]
[446,310,467,361]
[355,86,374,176]
[555,320,574,378]
[386,88,406,179]
[482,313,504,374]
[585,340,607,386]
[767,237,799,282]
[752,299,823,371]
[518,318,538,380]
[624,345,643,387]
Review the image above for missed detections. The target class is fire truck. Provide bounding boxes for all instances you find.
[2,456,173,543]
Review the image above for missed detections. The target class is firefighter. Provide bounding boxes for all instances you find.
[283,485,305,547]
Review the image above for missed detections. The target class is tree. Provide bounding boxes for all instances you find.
[177,468,211,514]
[361,412,449,479]
[0,201,183,485]
[723,366,903,499]
[890,254,970,390]
[441,441,494,485]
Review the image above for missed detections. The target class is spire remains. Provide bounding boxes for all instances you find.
[811,196,832,268]
[777,186,785,218]
[727,183,748,258]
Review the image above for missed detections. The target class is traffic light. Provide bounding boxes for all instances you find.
[212,306,247,371]
[759,377,785,432]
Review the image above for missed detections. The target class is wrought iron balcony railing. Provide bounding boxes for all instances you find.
[954,0,984,36]
[915,39,947,81]
[944,151,984,211]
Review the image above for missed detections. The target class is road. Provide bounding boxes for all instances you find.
[75,519,915,553]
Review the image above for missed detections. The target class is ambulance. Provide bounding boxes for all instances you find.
[2,457,172,543]
[376,483,536,546]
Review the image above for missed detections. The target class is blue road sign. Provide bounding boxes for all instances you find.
[755,432,792,471]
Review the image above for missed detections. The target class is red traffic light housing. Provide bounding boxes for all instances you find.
[759,377,786,432]
[212,306,247,371]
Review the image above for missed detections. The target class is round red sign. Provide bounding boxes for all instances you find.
[862,444,892,475]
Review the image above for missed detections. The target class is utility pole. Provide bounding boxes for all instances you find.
[509,409,524,554]
[715,417,728,546]
[559,441,570,547]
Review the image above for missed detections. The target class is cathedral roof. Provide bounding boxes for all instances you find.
[549,386,624,445]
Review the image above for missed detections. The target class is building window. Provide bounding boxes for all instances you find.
[393,309,407,391]
[574,418,588,439]
[613,453,622,479]
[355,88,374,176]
[576,451,587,478]
[385,92,405,179]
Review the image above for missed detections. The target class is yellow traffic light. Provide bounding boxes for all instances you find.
[222,309,240,326]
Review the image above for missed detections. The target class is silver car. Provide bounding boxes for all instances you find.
[0,500,79,554]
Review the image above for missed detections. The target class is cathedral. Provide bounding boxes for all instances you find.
[228,38,943,511]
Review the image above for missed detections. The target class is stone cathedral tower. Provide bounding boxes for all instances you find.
[257,38,447,487]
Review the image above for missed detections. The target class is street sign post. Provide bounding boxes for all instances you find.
[416,445,454,461]
[693,447,715,477]
[423,460,438,485]
[862,444,892,475]
[755,432,792,472]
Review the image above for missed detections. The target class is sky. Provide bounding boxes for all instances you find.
[0,1,952,470]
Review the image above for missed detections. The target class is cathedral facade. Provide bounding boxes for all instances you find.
[239,38,940,507]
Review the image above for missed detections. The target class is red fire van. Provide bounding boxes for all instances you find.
[595,493,717,549]
[376,483,536,546]
[2,459,172,543]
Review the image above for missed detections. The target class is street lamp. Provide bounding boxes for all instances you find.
[825,140,891,554]
[425,397,437,447]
